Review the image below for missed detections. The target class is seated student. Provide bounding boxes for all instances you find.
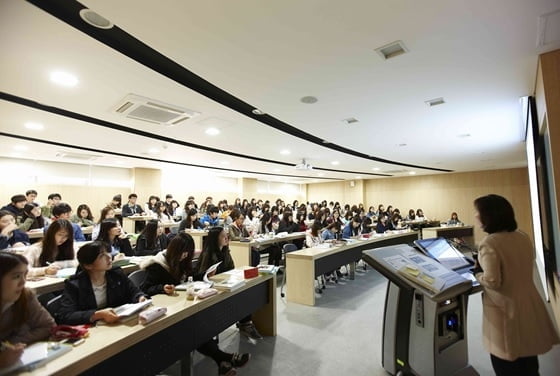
[140,233,251,375]
[0,253,55,369]
[97,219,133,257]
[199,205,220,228]
[135,220,168,256]
[25,189,38,205]
[23,219,77,277]
[388,213,403,230]
[306,221,323,248]
[144,195,159,216]
[1,195,27,225]
[107,194,121,210]
[278,211,298,234]
[121,193,145,218]
[376,214,390,233]
[179,208,202,232]
[196,227,262,340]
[405,209,416,221]
[448,212,462,225]
[243,207,261,235]
[321,222,340,241]
[169,200,183,221]
[41,193,61,220]
[70,204,95,228]
[57,241,148,325]
[153,201,173,223]
[258,213,282,266]
[0,211,30,250]
[342,215,362,239]
[92,206,116,241]
[416,208,427,221]
[49,203,86,242]
[19,203,45,232]
[228,210,260,267]
[361,216,373,234]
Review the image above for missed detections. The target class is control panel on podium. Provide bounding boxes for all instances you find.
[363,243,479,376]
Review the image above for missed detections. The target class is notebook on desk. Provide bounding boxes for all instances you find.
[0,342,72,375]
[113,299,152,317]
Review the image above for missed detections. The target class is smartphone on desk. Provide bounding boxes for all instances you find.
[62,338,85,347]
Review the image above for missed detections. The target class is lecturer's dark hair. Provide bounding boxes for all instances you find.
[474,194,517,233]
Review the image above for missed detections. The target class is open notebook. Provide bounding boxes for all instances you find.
[0,342,72,375]
[113,299,152,317]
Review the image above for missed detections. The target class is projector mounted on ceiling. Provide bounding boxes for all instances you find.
[295,159,313,170]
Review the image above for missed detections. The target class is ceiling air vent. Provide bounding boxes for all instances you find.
[56,151,100,161]
[375,40,409,60]
[425,97,445,107]
[383,169,408,174]
[113,94,200,126]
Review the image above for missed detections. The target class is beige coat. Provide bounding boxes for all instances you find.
[475,231,559,360]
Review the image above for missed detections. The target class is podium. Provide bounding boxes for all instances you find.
[362,243,479,376]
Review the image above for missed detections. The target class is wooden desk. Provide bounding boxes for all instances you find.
[286,231,419,306]
[421,225,474,246]
[24,274,276,376]
[229,232,306,267]
[27,226,93,240]
[183,229,208,251]
[27,263,142,296]
[122,215,152,234]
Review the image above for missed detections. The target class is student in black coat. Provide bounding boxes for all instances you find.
[135,220,168,256]
[97,218,133,257]
[57,241,148,325]
[140,233,250,375]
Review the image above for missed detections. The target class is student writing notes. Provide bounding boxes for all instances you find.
[0,253,55,369]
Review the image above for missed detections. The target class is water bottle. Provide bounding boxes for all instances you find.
[186,276,195,301]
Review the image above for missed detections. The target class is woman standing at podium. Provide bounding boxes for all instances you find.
[473,194,559,376]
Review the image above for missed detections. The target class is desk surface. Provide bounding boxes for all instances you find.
[24,273,275,376]
[27,226,94,239]
[27,262,142,296]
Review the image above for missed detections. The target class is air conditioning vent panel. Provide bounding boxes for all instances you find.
[113,94,200,126]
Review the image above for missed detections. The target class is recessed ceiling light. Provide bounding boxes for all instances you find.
[205,127,220,136]
[322,140,330,144]
[425,97,445,107]
[49,71,79,87]
[300,96,318,104]
[24,122,44,130]
[280,149,291,155]
[331,161,340,166]
[252,108,266,115]
[375,40,409,60]
[408,171,416,175]
[372,167,380,171]
[13,145,28,151]
[148,148,160,155]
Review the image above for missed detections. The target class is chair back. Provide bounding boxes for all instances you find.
[46,295,63,323]
[282,243,298,254]
[128,270,147,288]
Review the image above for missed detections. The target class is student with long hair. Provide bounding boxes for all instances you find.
[97,219,133,257]
[92,206,115,240]
[0,253,55,368]
[23,219,77,277]
[306,221,323,248]
[448,212,461,225]
[0,211,30,250]
[18,203,44,232]
[472,194,559,375]
[70,204,95,227]
[57,242,148,325]
[154,201,173,223]
[145,195,160,215]
[140,233,250,375]
[178,208,202,231]
[135,220,168,256]
[197,227,263,340]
